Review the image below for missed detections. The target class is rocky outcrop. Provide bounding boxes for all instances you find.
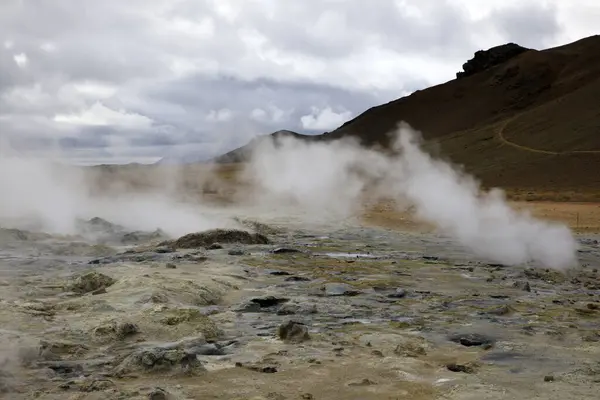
[456,43,531,79]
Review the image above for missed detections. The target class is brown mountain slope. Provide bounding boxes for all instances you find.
[212,35,600,198]
[324,35,600,146]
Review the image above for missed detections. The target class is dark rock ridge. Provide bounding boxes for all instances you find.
[456,43,531,79]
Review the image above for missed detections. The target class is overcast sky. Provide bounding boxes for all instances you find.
[1,0,598,164]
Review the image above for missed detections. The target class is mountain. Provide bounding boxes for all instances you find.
[212,130,323,163]
[213,35,600,196]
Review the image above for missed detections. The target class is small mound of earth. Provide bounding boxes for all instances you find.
[170,229,270,249]
[75,217,124,237]
[64,271,116,294]
[0,227,50,242]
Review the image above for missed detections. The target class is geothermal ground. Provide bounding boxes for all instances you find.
[0,204,599,400]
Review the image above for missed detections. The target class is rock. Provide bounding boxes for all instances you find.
[486,305,514,316]
[266,392,287,400]
[187,343,226,356]
[284,276,311,282]
[447,362,477,374]
[544,375,555,382]
[171,229,269,249]
[272,247,301,254]
[371,350,384,357]
[456,43,530,79]
[348,378,377,386]
[393,342,427,358]
[206,243,223,250]
[64,271,116,294]
[235,361,278,373]
[155,246,174,253]
[449,333,495,348]
[115,347,204,376]
[300,394,314,400]
[148,387,169,400]
[228,249,245,256]
[39,340,89,360]
[91,287,107,295]
[93,321,139,339]
[268,270,291,276]
[513,280,531,292]
[388,288,408,299]
[80,378,116,392]
[237,296,290,312]
[276,302,317,316]
[165,263,176,269]
[277,321,310,343]
[324,283,361,297]
[116,322,139,338]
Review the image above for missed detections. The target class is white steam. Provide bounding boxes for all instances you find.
[243,122,578,270]
[0,122,578,269]
[0,144,236,237]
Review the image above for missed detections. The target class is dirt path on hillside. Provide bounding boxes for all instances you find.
[496,117,600,156]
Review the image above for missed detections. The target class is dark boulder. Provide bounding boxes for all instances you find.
[456,43,530,79]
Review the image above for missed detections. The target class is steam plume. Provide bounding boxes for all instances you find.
[243,122,578,269]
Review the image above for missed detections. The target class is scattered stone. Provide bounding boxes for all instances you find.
[348,378,377,386]
[148,387,169,400]
[371,350,384,357]
[93,320,139,339]
[447,362,477,374]
[388,288,408,299]
[155,246,174,253]
[285,276,311,282]
[269,270,291,276]
[91,287,107,295]
[64,271,116,294]
[449,333,495,348]
[115,347,204,376]
[393,342,427,358]
[266,392,287,400]
[165,263,176,269]
[276,302,317,316]
[187,343,226,356]
[207,243,223,250]
[80,378,116,392]
[235,362,278,373]
[513,280,531,292]
[272,247,301,254]
[277,321,310,343]
[237,296,290,312]
[39,340,89,360]
[171,229,269,249]
[486,304,514,316]
[324,283,361,297]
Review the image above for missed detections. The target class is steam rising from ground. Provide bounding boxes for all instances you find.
[0,122,578,269]
[244,122,578,270]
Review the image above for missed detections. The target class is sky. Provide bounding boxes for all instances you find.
[1,0,598,165]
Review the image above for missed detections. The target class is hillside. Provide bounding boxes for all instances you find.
[213,130,323,163]
[210,35,600,197]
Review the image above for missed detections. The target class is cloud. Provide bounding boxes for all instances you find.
[300,107,353,131]
[53,102,154,129]
[0,0,597,163]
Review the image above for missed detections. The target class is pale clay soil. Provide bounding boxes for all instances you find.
[0,209,599,400]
